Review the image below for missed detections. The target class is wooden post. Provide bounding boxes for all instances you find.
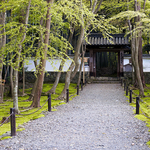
[93,52,96,77]
[136,97,139,114]
[66,89,69,103]
[117,52,120,78]
[126,86,128,96]
[130,90,132,103]
[120,51,124,77]
[77,85,79,95]
[10,108,16,136]
[48,94,51,112]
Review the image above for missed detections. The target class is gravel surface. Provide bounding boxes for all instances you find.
[0,84,150,150]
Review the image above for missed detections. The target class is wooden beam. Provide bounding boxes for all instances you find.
[120,51,124,77]
[86,48,129,52]
[89,50,94,76]
[93,52,96,77]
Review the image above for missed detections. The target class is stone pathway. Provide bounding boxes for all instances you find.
[0,84,150,150]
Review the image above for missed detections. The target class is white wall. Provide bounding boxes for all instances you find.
[124,57,150,72]
[25,58,89,72]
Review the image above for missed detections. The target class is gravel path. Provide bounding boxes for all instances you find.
[0,84,150,150]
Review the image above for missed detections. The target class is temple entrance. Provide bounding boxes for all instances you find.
[96,52,118,77]
[85,33,130,78]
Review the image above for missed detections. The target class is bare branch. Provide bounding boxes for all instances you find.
[92,0,97,13]
[94,0,103,14]
[143,0,146,9]
[90,0,92,9]
[134,0,137,11]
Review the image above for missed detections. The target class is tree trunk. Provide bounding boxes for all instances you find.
[77,49,85,86]
[28,17,44,101]
[47,23,75,94]
[0,12,3,103]
[57,25,84,100]
[57,62,75,100]
[77,59,82,87]
[70,58,80,81]
[13,0,31,113]
[9,12,14,99]
[143,0,146,9]
[28,61,38,101]
[28,77,38,101]
[136,1,145,87]
[138,37,145,87]
[46,59,65,94]
[134,0,144,96]
[22,61,25,96]
[13,69,19,112]
[0,9,6,103]
[10,64,14,98]
[135,36,144,96]
[31,0,54,108]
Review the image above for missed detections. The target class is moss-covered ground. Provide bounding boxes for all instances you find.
[0,83,77,140]
[125,84,150,147]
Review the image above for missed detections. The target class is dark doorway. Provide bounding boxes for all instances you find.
[96,52,118,77]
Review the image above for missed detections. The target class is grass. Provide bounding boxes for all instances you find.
[0,83,77,140]
[125,84,150,147]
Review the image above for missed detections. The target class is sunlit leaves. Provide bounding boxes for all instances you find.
[0,0,112,72]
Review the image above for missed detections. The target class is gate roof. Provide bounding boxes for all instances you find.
[84,33,130,46]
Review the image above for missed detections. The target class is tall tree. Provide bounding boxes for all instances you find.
[0,2,6,103]
[13,0,31,113]
[46,23,75,94]
[134,0,144,96]
[31,0,54,108]
[58,0,104,100]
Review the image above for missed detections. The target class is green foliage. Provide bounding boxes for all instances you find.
[0,0,78,70]
[0,0,111,74]
[0,83,77,140]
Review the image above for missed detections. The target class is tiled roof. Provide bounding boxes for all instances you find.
[84,33,130,45]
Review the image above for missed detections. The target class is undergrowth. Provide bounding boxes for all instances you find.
[0,83,77,140]
[125,84,150,147]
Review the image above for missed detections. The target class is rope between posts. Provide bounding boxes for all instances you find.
[18,99,49,116]
[0,113,12,127]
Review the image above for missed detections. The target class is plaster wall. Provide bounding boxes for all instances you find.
[24,58,90,72]
[124,57,150,72]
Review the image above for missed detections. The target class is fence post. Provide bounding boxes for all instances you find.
[66,89,69,103]
[126,86,128,96]
[136,97,139,114]
[10,108,16,136]
[77,85,79,95]
[48,94,51,112]
[130,90,132,103]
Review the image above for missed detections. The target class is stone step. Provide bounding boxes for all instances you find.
[88,77,121,84]
[90,77,120,81]
[92,80,121,84]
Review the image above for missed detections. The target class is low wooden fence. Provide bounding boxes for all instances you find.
[0,80,87,137]
[121,78,150,118]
